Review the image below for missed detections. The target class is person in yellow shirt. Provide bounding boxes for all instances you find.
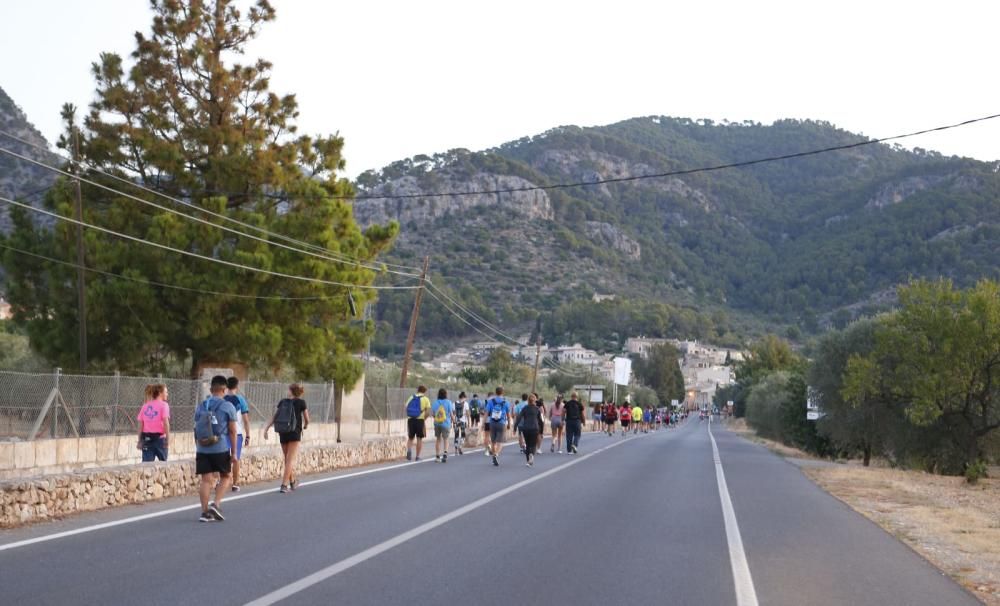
[631,404,643,435]
[405,385,432,461]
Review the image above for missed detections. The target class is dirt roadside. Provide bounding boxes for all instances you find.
[725,419,1000,605]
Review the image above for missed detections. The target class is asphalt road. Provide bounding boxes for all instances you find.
[0,419,981,605]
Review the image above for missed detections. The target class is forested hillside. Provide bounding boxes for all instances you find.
[357,117,1000,351]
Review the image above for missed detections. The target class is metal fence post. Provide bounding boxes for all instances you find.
[112,371,121,434]
[52,367,61,439]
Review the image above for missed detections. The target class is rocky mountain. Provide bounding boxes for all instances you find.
[355,116,1000,342]
[0,86,59,232]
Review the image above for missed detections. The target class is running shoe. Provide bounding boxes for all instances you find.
[558,449,564,454]
[279,485,289,493]
[435,455,440,462]
[289,479,297,491]
[207,503,225,521]
[492,455,499,467]
[442,453,448,463]
[406,450,413,461]
[199,512,215,523]
[231,485,241,493]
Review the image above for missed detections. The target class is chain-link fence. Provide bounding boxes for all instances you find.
[0,369,334,441]
[363,386,412,435]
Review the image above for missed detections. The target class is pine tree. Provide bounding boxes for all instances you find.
[0,0,397,385]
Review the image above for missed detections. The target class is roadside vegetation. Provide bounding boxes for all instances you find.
[717,278,1000,480]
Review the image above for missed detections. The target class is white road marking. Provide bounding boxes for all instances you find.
[244,435,640,606]
[0,439,517,553]
[709,417,760,606]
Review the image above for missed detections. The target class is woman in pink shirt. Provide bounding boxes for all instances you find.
[137,383,171,461]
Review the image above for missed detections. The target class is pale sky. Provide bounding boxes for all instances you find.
[2,0,998,179]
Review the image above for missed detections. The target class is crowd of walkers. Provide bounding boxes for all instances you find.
[135,376,685,522]
[403,385,681,467]
[137,375,309,522]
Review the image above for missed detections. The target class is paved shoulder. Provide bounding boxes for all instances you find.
[712,422,980,606]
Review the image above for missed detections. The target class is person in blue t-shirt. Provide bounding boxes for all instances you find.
[195,376,238,522]
[430,388,455,463]
[224,377,252,492]
[485,387,511,466]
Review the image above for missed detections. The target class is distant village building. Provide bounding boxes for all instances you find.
[592,293,616,303]
[548,344,602,365]
[625,336,670,358]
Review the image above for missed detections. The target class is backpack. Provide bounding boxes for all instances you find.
[406,394,423,418]
[489,398,505,421]
[469,399,480,414]
[455,400,465,421]
[274,398,299,433]
[195,399,225,447]
[434,400,448,424]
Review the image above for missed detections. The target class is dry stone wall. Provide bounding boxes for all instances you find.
[0,436,407,528]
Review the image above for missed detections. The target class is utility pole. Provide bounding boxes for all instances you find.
[399,256,429,388]
[530,334,542,393]
[71,126,88,370]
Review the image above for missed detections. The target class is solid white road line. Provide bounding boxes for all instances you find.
[0,439,519,553]
[244,436,640,606]
[709,417,760,606]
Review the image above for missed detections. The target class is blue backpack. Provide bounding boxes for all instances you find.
[194,399,225,446]
[406,394,423,418]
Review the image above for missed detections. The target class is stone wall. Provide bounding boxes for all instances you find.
[0,436,407,528]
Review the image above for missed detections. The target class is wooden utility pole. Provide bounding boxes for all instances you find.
[398,256,429,388]
[530,335,542,393]
[71,127,88,370]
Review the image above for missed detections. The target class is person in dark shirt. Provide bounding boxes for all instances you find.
[514,394,542,466]
[563,393,585,454]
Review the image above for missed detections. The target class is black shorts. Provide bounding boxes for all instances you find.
[407,417,426,440]
[196,451,231,475]
[621,419,630,427]
[279,431,302,444]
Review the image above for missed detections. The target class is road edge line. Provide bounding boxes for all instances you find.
[709,418,760,606]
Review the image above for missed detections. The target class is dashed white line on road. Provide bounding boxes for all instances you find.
[244,435,641,606]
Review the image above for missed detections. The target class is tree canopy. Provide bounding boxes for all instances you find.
[0,0,397,384]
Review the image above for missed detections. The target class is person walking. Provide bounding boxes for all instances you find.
[431,388,454,463]
[194,376,238,522]
[549,394,565,453]
[485,387,510,466]
[469,394,482,429]
[604,401,618,436]
[453,391,470,455]
[224,377,251,492]
[403,385,432,461]
[631,403,643,435]
[263,384,309,493]
[514,394,542,466]
[514,395,526,453]
[137,383,170,462]
[535,395,547,455]
[564,392,585,454]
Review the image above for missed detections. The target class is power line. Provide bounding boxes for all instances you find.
[0,130,424,275]
[422,288,513,346]
[0,194,421,291]
[346,112,1000,200]
[424,280,528,348]
[0,241,380,300]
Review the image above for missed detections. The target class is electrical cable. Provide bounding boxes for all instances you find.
[0,194,421,290]
[424,280,528,347]
[0,241,385,300]
[0,130,423,275]
[422,288,515,345]
[347,112,1000,200]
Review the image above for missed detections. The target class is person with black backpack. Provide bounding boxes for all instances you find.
[194,376,238,522]
[263,384,309,493]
